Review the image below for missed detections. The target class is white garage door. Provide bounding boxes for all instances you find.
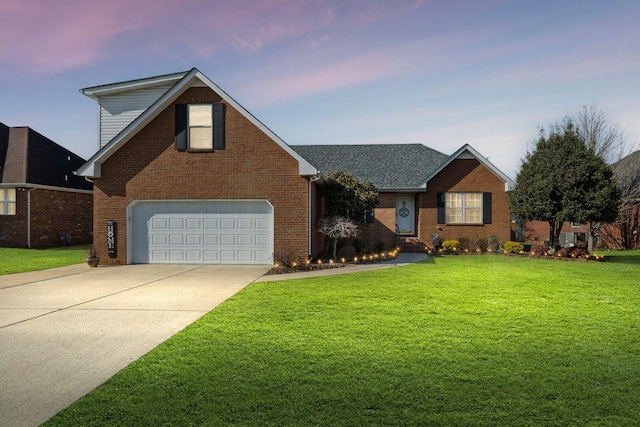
[129,200,273,265]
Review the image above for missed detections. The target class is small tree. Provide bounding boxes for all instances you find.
[325,170,378,223]
[318,216,359,259]
[509,119,620,252]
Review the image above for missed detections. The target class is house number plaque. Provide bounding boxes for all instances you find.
[107,220,116,258]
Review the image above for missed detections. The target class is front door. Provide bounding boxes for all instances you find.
[396,194,415,235]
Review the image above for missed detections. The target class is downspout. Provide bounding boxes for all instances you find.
[308,175,321,258]
[27,186,35,248]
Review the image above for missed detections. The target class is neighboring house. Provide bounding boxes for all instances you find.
[598,150,640,249]
[0,123,93,247]
[77,68,514,266]
[524,220,588,247]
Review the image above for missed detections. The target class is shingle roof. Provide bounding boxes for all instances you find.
[292,144,449,190]
[0,122,92,191]
[613,150,640,196]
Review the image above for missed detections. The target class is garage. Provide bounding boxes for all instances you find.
[128,200,273,265]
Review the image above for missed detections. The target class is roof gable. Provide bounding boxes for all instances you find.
[419,144,515,191]
[77,68,317,177]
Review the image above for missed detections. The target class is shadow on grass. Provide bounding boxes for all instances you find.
[603,255,640,265]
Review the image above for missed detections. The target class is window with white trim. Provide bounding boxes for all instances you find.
[188,104,213,149]
[445,192,482,224]
[0,188,16,215]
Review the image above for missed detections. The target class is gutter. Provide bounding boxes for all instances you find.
[308,174,321,258]
[27,186,35,248]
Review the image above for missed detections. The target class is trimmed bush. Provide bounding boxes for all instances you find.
[504,241,525,253]
[441,240,460,252]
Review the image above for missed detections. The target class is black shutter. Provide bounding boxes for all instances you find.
[213,103,225,150]
[437,192,445,224]
[175,104,187,150]
[483,192,492,224]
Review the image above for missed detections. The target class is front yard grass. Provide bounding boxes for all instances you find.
[0,246,85,275]
[46,254,640,426]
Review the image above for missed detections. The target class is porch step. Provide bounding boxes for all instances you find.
[396,236,428,253]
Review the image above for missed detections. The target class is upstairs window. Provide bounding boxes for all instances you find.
[188,104,212,149]
[175,103,225,151]
[0,188,16,215]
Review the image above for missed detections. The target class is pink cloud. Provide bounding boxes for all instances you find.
[0,0,181,73]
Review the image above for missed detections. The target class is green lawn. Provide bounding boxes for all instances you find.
[46,254,639,426]
[0,246,85,275]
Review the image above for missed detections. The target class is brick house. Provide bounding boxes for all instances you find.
[77,68,514,265]
[0,123,93,247]
[294,144,514,253]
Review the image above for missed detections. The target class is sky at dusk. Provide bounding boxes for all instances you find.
[1,0,638,178]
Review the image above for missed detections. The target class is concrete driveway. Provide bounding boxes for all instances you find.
[0,263,269,427]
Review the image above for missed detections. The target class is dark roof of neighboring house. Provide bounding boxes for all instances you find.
[292,144,450,190]
[613,150,640,195]
[0,122,92,191]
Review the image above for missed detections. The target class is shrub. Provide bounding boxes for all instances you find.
[557,246,589,258]
[530,243,550,256]
[372,241,385,253]
[476,237,489,252]
[337,245,356,260]
[456,236,471,251]
[504,241,525,253]
[441,240,460,252]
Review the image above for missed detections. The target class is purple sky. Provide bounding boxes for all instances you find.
[1,0,638,178]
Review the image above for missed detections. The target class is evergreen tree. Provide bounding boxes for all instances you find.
[509,120,620,252]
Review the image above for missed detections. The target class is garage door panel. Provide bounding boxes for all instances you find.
[152,234,168,245]
[169,234,184,245]
[220,251,236,262]
[238,234,253,246]
[220,218,236,229]
[186,250,202,261]
[220,234,236,245]
[186,218,202,229]
[151,218,168,229]
[203,251,219,262]
[169,250,185,262]
[186,234,202,245]
[255,218,270,229]
[203,234,219,246]
[255,235,270,246]
[203,219,219,229]
[131,200,273,265]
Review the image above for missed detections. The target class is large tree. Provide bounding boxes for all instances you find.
[509,119,621,252]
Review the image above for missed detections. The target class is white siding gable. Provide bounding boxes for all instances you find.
[98,84,174,148]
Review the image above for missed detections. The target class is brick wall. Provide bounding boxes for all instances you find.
[0,187,92,247]
[358,192,397,251]
[92,86,310,265]
[525,220,589,243]
[419,159,511,245]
